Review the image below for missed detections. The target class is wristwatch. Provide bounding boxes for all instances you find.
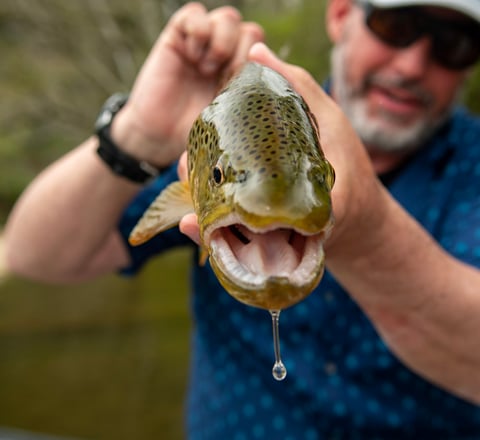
[95,93,162,184]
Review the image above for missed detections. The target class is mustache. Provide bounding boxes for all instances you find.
[362,74,434,107]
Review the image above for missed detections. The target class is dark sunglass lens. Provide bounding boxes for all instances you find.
[434,28,480,70]
[366,8,421,47]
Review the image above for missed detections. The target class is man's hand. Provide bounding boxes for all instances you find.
[111,2,264,168]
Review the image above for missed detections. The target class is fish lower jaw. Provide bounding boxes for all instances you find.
[208,227,326,310]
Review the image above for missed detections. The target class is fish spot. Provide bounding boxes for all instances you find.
[237,171,247,183]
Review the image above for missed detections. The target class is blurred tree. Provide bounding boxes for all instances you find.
[0,0,170,216]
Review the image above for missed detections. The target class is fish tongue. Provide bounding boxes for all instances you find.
[236,229,301,277]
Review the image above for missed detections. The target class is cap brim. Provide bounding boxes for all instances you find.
[367,0,480,22]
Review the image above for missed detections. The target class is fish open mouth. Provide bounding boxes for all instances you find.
[205,217,328,300]
[224,225,310,278]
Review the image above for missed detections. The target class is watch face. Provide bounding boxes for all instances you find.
[95,109,113,131]
[95,93,128,132]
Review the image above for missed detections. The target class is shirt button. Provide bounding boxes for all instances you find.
[324,362,337,375]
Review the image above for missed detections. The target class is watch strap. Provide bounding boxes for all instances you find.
[95,93,163,184]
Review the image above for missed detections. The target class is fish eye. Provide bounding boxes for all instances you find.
[212,165,224,185]
[326,164,335,190]
[313,165,335,191]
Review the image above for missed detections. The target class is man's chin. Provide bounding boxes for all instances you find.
[346,102,445,153]
[353,117,434,153]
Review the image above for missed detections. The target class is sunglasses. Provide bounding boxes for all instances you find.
[359,2,480,70]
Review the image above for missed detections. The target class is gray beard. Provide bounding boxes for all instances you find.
[330,44,451,154]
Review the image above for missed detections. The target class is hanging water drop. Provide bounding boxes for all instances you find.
[272,361,287,381]
[270,309,287,381]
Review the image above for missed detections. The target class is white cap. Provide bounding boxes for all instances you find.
[367,0,480,23]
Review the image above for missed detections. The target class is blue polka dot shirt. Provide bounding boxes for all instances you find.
[119,106,480,439]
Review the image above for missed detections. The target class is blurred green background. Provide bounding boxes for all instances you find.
[0,0,479,439]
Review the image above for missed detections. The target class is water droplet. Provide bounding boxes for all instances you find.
[270,309,287,381]
[272,361,287,381]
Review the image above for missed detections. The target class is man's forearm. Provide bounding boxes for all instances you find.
[4,137,141,283]
[327,186,480,404]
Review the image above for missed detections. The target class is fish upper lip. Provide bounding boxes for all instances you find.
[202,212,325,247]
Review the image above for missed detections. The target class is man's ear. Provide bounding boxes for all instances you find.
[326,0,354,43]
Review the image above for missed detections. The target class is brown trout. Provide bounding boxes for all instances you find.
[129,62,335,311]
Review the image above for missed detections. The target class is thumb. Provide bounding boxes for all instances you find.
[247,42,336,124]
[247,42,312,90]
[247,42,328,105]
[248,42,289,77]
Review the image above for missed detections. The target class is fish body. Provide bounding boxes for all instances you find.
[129,62,335,310]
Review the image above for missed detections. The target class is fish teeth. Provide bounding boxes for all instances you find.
[210,235,267,286]
[210,228,324,289]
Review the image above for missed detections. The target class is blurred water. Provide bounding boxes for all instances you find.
[0,427,81,440]
[0,248,192,440]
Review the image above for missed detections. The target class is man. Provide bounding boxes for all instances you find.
[5,0,480,437]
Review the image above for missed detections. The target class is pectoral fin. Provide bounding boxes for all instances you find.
[129,181,193,246]
[199,247,209,266]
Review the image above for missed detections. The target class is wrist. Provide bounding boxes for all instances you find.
[95,93,167,184]
[110,101,175,170]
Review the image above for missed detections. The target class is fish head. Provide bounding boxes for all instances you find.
[187,63,335,310]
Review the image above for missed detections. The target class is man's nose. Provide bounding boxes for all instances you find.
[390,36,433,79]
